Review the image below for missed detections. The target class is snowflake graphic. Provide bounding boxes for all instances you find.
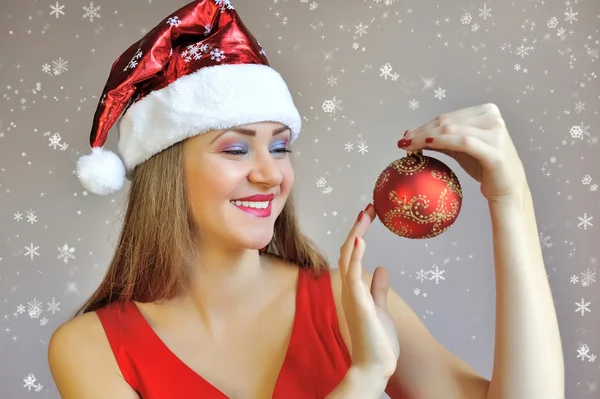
[570,125,583,139]
[25,209,37,225]
[577,213,593,230]
[58,243,76,264]
[355,23,369,37]
[167,16,181,27]
[48,132,68,150]
[582,175,592,185]
[316,177,327,188]
[355,136,368,155]
[50,2,65,19]
[580,268,596,287]
[409,98,420,111]
[478,3,492,20]
[27,298,43,319]
[416,268,430,282]
[539,231,553,248]
[576,344,597,363]
[434,87,446,100]
[564,7,578,24]
[379,62,399,80]
[574,100,586,114]
[124,48,143,72]
[322,97,343,115]
[547,16,559,29]
[52,57,68,75]
[215,0,235,11]
[82,1,101,23]
[23,373,43,392]
[47,297,61,315]
[182,43,208,62]
[24,243,40,260]
[429,265,446,284]
[515,41,535,59]
[210,48,225,62]
[575,298,591,316]
[327,74,338,87]
[571,275,579,284]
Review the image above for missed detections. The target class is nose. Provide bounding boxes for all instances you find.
[247,150,284,187]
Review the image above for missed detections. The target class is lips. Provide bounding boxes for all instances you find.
[230,198,272,217]
[232,193,275,202]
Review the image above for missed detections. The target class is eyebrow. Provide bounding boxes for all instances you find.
[209,125,290,144]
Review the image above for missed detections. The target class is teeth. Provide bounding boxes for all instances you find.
[231,200,270,209]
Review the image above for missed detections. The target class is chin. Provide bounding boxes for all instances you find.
[229,228,274,251]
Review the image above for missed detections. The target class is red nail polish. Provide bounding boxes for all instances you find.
[364,203,372,212]
[403,130,409,137]
[425,137,434,144]
[354,237,358,246]
[397,138,412,148]
[356,210,363,223]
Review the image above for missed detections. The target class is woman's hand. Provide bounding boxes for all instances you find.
[337,204,400,384]
[398,103,527,202]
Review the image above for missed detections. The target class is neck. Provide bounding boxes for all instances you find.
[176,244,272,332]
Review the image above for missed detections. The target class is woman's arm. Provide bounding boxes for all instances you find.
[326,366,388,399]
[48,312,141,399]
[485,184,564,398]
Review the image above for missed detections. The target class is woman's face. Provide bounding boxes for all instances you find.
[182,122,295,252]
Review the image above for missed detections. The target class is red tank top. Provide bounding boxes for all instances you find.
[95,267,351,398]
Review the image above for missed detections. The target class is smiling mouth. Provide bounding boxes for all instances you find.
[229,200,270,209]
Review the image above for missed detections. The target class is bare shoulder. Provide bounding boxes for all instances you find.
[48,311,140,399]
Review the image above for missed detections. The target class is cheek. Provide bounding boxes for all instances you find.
[281,163,295,192]
[187,170,225,205]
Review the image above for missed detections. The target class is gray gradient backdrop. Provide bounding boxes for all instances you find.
[1,0,599,398]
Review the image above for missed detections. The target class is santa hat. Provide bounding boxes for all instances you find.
[76,0,302,195]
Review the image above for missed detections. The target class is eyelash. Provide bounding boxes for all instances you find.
[223,148,292,155]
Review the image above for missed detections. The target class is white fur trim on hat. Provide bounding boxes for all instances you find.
[117,63,302,178]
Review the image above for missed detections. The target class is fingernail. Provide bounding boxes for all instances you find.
[397,138,412,148]
[354,237,358,246]
[356,210,364,223]
[364,203,373,212]
[425,137,434,143]
[403,129,409,137]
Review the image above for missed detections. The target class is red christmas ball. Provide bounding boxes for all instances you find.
[372,150,463,239]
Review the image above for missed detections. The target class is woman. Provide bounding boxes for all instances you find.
[48,1,564,398]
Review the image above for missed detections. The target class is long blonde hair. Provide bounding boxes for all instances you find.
[73,140,330,316]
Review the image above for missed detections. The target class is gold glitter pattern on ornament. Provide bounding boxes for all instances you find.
[374,169,391,191]
[390,152,428,175]
[383,186,461,239]
[431,170,463,198]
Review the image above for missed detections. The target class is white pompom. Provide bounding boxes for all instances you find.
[76,147,126,195]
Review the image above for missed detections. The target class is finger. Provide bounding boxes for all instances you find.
[450,103,501,119]
[407,103,499,139]
[370,267,390,312]
[347,236,365,288]
[338,205,374,278]
[346,237,374,312]
[415,123,494,145]
[407,130,498,169]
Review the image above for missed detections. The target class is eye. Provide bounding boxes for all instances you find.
[272,148,292,154]
[222,149,247,155]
